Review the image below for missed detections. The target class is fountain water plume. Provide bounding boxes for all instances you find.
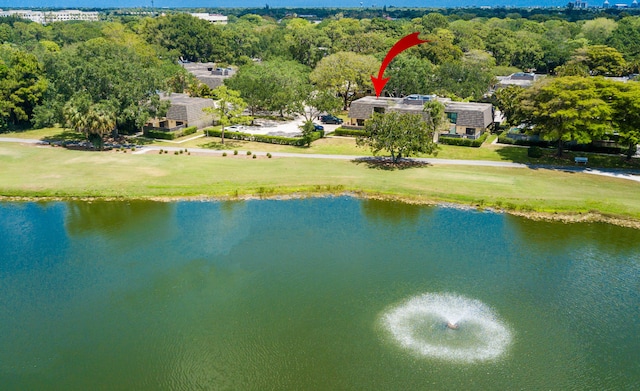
[381,293,512,363]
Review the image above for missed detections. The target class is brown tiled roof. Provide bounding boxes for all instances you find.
[160,93,215,122]
[444,102,493,128]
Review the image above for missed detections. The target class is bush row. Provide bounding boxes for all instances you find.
[498,134,626,154]
[206,129,322,146]
[144,125,198,140]
[332,128,368,137]
[439,132,488,147]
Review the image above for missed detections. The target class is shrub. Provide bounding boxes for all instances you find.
[333,128,368,137]
[179,150,183,154]
[528,146,544,158]
[439,132,488,147]
[206,129,322,146]
[182,126,197,136]
[174,151,178,155]
[233,150,238,155]
[267,153,272,158]
[252,154,257,159]
[131,147,136,151]
[144,129,177,140]
[222,152,227,156]
[246,150,252,155]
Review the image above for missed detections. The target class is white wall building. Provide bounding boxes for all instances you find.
[0,9,99,24]
[190,13,228,24]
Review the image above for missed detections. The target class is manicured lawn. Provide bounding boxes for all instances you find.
[1,143,639,221]
[3,127,638,169]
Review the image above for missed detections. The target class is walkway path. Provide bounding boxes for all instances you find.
[2,136,639,183]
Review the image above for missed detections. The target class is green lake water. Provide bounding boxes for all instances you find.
[1,198,639,390]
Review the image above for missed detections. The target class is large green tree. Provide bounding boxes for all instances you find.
[383,55,434,97]
[40,37,168,133]
[606,80,640,159]
[140,14,225,62]
[0,45,47,129]
[226,59,310,117]
[356,111,438,163]
[518,76,612,156]
[310,51,378,110]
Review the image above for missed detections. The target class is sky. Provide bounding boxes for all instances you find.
[0,0,570,9]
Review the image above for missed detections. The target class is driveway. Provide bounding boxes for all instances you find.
[231,116,341,137]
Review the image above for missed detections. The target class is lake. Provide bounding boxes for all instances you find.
[1,198,639,390]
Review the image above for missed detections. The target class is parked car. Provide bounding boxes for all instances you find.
[320,115,343,124]
[227,125,246,131]
[313,123,324,131]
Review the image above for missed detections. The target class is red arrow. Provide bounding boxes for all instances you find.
[371,32,429,98]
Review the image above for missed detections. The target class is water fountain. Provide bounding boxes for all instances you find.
[381,293,512,363]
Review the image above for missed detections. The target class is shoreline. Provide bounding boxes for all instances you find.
[2,191,639,230]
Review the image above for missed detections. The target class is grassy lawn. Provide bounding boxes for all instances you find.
[3,127,638,169]
[1,143,639,222]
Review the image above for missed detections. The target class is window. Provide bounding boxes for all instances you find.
[374,107,385,114]
[446,112,458,124]
[466,128,475,135]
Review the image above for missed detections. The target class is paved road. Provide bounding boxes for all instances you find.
[2,136,639,183]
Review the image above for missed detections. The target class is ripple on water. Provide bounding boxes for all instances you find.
[381,293,512,363]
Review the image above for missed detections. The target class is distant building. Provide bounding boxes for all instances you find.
[190,13,228,24]
[495,72,543,89]
[180,61,235,90]
[572,0,588,8]
[0,9,99,24]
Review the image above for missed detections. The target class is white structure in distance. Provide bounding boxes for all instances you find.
[0,9,99,24]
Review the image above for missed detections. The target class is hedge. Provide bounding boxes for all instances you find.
[333,128,368,137]
[439,132,488,147]
[206,129,322,146]
[144,126,198,140]
[182,126,197,136]
[143,129,177,140]
[498,134,625,154]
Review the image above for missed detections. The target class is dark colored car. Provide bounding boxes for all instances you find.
[320,115,343,124]
[313,123,324,131]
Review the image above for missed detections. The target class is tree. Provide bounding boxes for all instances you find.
[203,86,251,144]
[284,18,329,68]
[310,51,378,110]
[140,14,225,62]
[580,17,617,45]
[518,76,612,156]
[384,55,434,97]
[226,59,311,117]
[40,37,168,134]
[356,111,438,163]
[494,85,525,126]
[63,94,116,149]
[0,45,47,129]
[433,61,494,100]
[606,80,640,159]
[423,100,449,134]
[300,120,317,147]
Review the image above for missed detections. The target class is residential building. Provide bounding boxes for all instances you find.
[348,95,493,140]
[0,9,99,24]
[145,93,215,131]
[180,61,235,90]
[495,72,543,89]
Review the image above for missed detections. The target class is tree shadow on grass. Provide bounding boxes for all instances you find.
[200,140,243,150]
[41,130,86,143]
[352,157,431,171]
